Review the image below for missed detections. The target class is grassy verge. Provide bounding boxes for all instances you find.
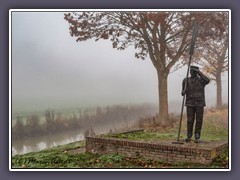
[11,108,229,169]
[11,140,228,169]
[102,108,228,142]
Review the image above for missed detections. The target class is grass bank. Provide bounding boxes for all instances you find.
[11,108,229,169]
[11,140,228,169]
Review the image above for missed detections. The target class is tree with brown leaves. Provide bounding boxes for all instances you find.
[64,11,227,123]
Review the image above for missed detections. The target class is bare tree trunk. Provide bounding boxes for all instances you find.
[216,71,222,109]
[157,70,169,124]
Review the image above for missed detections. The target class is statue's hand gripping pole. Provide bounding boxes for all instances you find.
[172,21,198,144]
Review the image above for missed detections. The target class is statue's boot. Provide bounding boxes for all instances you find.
[186,121,194,142]
[195,120,203,143]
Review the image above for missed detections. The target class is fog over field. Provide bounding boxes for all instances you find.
[11,12,229,114]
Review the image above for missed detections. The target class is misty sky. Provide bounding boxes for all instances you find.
[11,11,229,113]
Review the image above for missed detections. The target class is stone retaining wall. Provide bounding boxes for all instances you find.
[86,136,228,165]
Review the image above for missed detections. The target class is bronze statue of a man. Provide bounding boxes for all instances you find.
[181,66,210,143]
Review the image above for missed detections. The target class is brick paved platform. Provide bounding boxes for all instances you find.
[86,136,228,165]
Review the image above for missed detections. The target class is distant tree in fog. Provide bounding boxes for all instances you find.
[194,12,228,109]
[45,109,55,132]
[26,115,41,136]
[13,116,24,139]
